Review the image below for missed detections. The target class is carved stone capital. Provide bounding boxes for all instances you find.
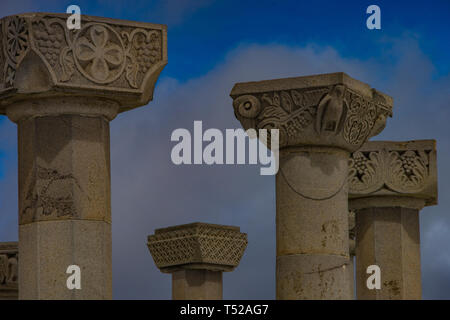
[147,223,248,273]
[0,13,167,114]
[0,242,18,300]
[230,72,393,152]
[349,140,437,208]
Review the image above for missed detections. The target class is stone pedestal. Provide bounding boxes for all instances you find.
[0,242,18,300]
[230,73,393,299]
[0,13,167,299]
[349,140,437,299]
[147,223,247,300]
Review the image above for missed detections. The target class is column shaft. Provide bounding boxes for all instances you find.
[172,270,222,300]
[355,206,421,299]
[17,107,112,299]
[276,147,351,299]
[347,256,355,299]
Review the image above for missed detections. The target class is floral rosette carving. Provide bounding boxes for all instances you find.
[3,16,29,87]
[0,13,166,98]
[74,24,125,83]
[386,150,429,193]
[348,150,384,193]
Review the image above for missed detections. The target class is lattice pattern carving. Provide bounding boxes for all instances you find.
[148,223,248,272]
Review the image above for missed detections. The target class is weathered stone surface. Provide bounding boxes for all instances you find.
[1,13,167,300]
[0,13,167,112]
[20,220,111,299]
[230,73,392,300]
[355,207,421,299]
[231,72,393,152]
[172,269,222,300]
[349,140,437,300]
[348,211,355,299]
[277,254,350,300]
[349,140,437,208]
[0,242,18,300]
[18,109,112,225]
[148,223,247,300]
[148,222,248,273]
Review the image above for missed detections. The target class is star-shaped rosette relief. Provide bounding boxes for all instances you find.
[6,17,28,62]
[74,24,125,83]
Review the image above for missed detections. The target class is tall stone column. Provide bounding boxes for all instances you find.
[349,140,437,299]
[0,242,18,300]
[0,13,167,299]
[348,211,356,299]
[230,73,393,299]
[147,223,248,300]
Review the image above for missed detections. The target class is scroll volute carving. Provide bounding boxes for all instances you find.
[230,73,393,152]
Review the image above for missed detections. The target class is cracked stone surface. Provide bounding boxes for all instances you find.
[230,72,393,300]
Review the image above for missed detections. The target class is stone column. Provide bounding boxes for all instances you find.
[348,211,356,299]
[0,13,167,299]
[0,242,18,300]
[147,223,248,300]
[230,73,393,299]
[349,140,437,299]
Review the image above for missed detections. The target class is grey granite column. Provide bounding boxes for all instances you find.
[148,223,248,300]
[230,73,393,299]
[0,242,18,300]
[349,140,437,299]
[0,13,167,299]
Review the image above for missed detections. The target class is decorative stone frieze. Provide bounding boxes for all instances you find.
[231,72,392,151]
[349,140,437,207]
[0,13,167,112]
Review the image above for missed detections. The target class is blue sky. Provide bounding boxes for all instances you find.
[0,0,449,299]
